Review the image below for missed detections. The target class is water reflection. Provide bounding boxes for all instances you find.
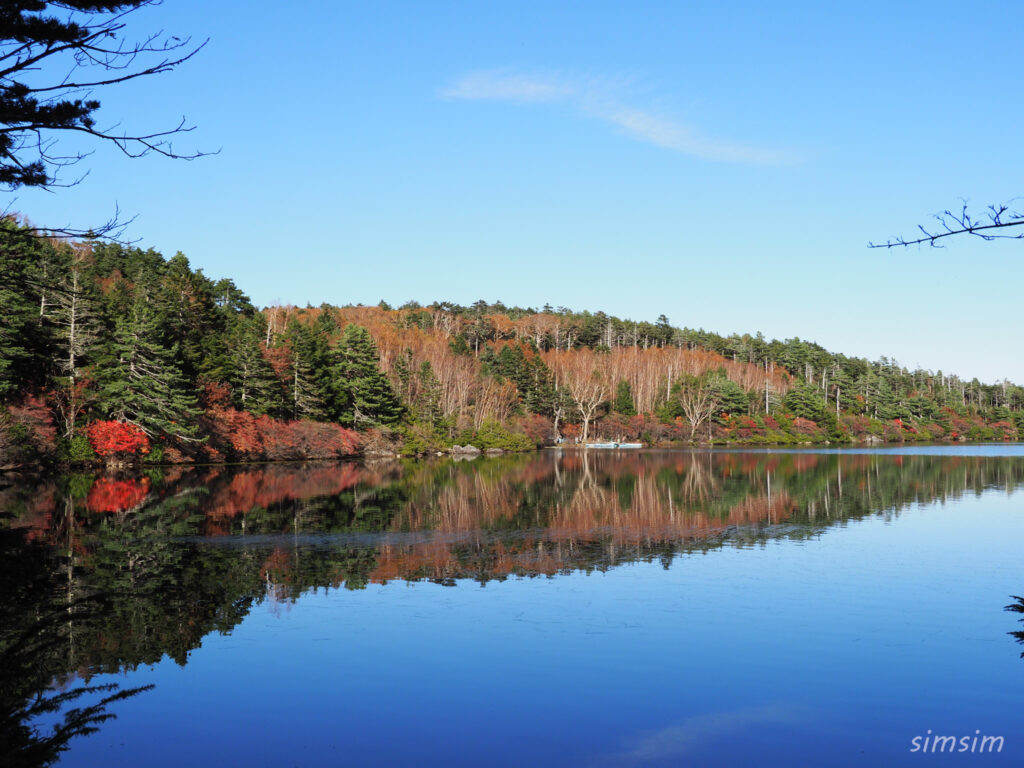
[1007,595,1024,657]
[5,451,1024,591]
[0,527,152,768]
[2,450,1024,764]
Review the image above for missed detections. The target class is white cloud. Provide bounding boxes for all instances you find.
[593,103,799,165]
[440,69,799,165]
[439,71,574,103]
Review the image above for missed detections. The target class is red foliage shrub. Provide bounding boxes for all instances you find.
[839,414,873,438]
[882,421,904,442]
[513,413,554,446]
[200,381,233,409]
[85,420,150,458]
[203,407,360,461]
[4,395,58,461]
[163,445,189,463]
[991,421,1018,441]
[260,417,360,460]
[86,477,151,513]
[206,408,263,460]
[664,417,689,442]
[596,413,634,441]
[790,417,823,438]
[560,423,582,441]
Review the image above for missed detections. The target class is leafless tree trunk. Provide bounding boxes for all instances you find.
[675,376,720,442]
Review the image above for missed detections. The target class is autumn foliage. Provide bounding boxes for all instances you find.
[86,477,151,513]
[0,395,58,466]
[203,406,360,461]
[85,420,150,458]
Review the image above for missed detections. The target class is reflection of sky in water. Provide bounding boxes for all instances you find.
[49,486,1023,767]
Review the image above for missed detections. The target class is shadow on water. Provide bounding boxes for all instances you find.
[2,449,1024,761]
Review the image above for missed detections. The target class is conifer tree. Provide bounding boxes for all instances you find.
[333,324,402,427]
[285,324,327,421]
[613,380,637,416]
[392,348,415,406]
[95,275,202,442]
[414,361,443,428]
[226,316,284,417]
[0,220,53,399]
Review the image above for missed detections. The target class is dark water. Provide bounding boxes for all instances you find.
[2,447,1022,767]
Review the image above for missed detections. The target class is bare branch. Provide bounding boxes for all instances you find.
[0,1,208,237]
[869,200,1024,248]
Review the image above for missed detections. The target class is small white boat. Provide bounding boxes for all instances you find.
[584,442,643,449]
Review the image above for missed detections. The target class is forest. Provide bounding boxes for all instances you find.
[2,217,1023,468]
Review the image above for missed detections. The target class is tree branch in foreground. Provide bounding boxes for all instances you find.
[869,201,1024,248]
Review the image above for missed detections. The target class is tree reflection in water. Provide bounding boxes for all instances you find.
[0,526,152,768]
[2,450,1024,762]
[1007,596,1024,657]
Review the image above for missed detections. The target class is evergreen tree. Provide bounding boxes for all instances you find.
[482,343,555,415]
[414,360,443,428]
[0,221,53,399]
[333,324,402,427]
[783,382,828,422]
[94,276,202,442]
[286,324,328,421]
[712,377,749,416]
[392,348,415,405]
[226,315,284,417]
[613,380,636,416]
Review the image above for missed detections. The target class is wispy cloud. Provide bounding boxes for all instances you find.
[440,70,799,165]
[439,71,573,102]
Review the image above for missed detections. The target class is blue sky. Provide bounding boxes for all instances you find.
[15,1,1024,382]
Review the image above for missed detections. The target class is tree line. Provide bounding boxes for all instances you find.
[2,219,1022,467]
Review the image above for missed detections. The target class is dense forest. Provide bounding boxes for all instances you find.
[2,218,1023,468]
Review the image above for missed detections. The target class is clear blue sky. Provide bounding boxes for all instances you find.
[15,0,1024,382]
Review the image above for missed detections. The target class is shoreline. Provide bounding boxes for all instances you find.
[3,437,1020,476]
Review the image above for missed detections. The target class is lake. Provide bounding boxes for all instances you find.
[2,447,1022,766]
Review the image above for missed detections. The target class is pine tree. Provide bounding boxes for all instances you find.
[286,324,327,421]
[414,360,443,428]
[783,382,828,422]
[392,348,415,405]
[333,324,402,427]
[0,221,54,399]
[613,380,636,416]
[226,315,284,417]
[95,275,202,442]
[712,377,749,416]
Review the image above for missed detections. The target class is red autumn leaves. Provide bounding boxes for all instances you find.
[85,420,150,458]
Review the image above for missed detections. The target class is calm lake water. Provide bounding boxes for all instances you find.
[2,447,1023,767]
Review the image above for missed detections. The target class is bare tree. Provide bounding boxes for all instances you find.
[675,374,720,442]
[545,349,611,442]
[870,200,1024,249]
[1,2,209,240]
[50,243,99,437]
